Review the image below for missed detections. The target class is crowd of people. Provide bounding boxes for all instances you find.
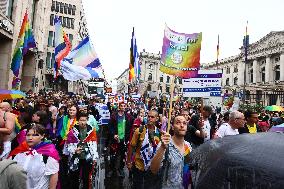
[0,90,281,189]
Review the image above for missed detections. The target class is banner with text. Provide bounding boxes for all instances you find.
[183,70,222,97]
[160,25,202,78]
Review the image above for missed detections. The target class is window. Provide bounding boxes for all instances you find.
[275,57,280,63]
[72,5,76,15]
[261,67,265,82]
[59,16,62,23]
[234,77,238,85]
[166,86,170,93]
[68,4,72,14]
[226,67,230,74]
[48,31,53,47]
[70,18,74,29]
[167,76,170,83]
[275,65,280,81]
[148,73,152,81]
[55,1,60,12]
[160,76,163,82]
[249,69,253,83]
[147,84,151,91]
[52,32,55,47]
[234,65,238,73]
[66,18,70,28]
[64,3,68,14]
[69,34,73,44]
[159,86,162,92]
[62,17,67,27]
[50,14,54,26]
[225,78,229,86]
[60,2,64,13]
[46,52,51,68]
[6,0,14,19]
[179,78,182,84]
[148,64,153,70]
[51,0,55,12]
[51,53,55,68]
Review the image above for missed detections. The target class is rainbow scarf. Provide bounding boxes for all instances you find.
[9,140,60,161]
[10,11,36,80]
[183,143,192,189]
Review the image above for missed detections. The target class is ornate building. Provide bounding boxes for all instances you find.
[0,0,88,92]
[116,50,183,97]
[204,31,284,106]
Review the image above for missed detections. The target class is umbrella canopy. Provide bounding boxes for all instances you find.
[0,89,26,100]
[265,105,284,112]
[189,132,284,189]
[269,123,284,132]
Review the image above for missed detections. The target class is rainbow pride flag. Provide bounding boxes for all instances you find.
[10,11,36,83]
[14,117,21,134]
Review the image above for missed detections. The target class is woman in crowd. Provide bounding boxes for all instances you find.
[9,123,60,189]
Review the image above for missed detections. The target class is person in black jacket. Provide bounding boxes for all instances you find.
[108,102,133,178]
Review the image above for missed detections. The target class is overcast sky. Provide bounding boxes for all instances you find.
[82,0,284,80]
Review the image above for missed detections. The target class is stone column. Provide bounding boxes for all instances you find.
[280,53,284,81]
[253,59,258,83]
[265,56,271,83]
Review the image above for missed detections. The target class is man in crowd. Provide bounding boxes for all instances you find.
[215,111,246,138]
[127,110,161,189]
[239,110,260,134]
[108,102,133,177]
[150,115,192,189]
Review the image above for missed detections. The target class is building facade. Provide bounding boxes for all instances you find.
[116,50,183,97]
[204,31,284,106]
[0,0,88,93]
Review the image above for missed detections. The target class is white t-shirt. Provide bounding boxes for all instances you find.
[203,120,211,142]
[13,150,59,189]
[216,123,239,138]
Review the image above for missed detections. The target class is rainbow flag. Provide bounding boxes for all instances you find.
[10,11,36,81]
[129,27,138,82]
[14,117,21,134]
[54,16,71,78]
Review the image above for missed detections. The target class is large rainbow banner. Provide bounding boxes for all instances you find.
[160,25,202,78]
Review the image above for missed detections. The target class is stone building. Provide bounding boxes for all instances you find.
[204,31,284,106]
[116,50,183,97]
[0,0,88,93]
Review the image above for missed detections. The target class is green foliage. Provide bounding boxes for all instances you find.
[239,103,264,113]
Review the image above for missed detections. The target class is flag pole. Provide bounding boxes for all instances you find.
[216,34,219,70]
[242,21,248,105]
[167,75,175,133]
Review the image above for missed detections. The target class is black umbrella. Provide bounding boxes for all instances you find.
[189,132,284,189]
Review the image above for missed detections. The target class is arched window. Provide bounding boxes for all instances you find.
[148,73,152,81]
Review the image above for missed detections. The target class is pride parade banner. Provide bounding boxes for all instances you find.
[160,25,202,78]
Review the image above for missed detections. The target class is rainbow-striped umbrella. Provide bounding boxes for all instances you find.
[0,89,26,100]
[264,105,284,112]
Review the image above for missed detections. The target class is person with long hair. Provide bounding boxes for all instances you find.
[9,124,59,189]
[56,105,79,188]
